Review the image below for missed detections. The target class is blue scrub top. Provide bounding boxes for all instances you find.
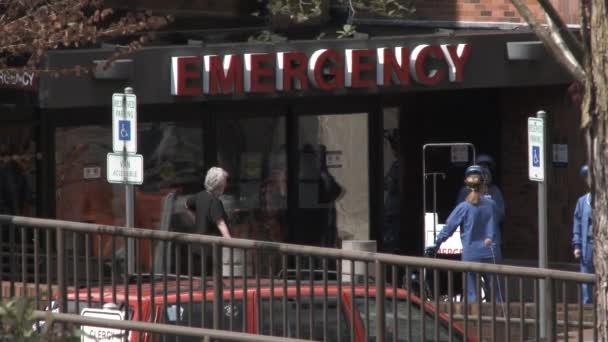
[457,184,505,222]
[572,193,593,263]
[437,197,500,261]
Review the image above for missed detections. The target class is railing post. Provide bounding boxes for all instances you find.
[546,277,555,342]
[57,227,66,313]
[375,260,385,342]
[212,243,223,331]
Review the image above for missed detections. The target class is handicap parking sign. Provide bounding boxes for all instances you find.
[118,120,131,141]
[528,117,544,181]
[112,93,137,153]
[532,146,540,167]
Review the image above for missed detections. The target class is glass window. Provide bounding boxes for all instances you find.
[0,124,38,216]
[55,121,203,272]
[215,115,286,276]
[260,298,351,340]
[382,108,401,253]
[65,301,133,318]
[295,113,369,247]
[216,116,287,241]
[355,298,464,342]
[66,300,101,314]
[159,301,244,342]
[55,125,115,224]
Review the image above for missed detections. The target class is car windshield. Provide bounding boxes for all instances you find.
[260,298,351,340]
[66,301,101,314]
[159,301,245,342]
[355,298,464,342]
[65,300,133,319]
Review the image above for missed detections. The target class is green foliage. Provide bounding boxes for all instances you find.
[352,0,416,18]
[247,30,288,42]
[258,0,324,23]
[0,298,79,342]
[337,24,357,38]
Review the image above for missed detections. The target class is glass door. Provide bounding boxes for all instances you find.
[216,114,288,245]
[294,113,369,248]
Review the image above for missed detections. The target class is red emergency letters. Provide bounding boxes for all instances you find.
[171,43,471,96]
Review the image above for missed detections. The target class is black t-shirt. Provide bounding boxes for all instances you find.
[186,191,227,236]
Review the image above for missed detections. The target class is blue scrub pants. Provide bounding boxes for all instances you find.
[466,257,503,303]
[581,243,595,304]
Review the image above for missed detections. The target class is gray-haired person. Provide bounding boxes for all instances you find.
[186,167,232,238]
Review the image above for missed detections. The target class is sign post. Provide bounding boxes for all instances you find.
[110,87,142,275]
[528,111,550,339]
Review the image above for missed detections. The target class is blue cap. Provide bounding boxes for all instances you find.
[580,165,589,177]
[476,154,495,168]
[465,165,483,177]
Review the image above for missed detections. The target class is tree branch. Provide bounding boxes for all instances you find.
[510,0,586,83]
[536,0,584,60]
[0,0,173,69]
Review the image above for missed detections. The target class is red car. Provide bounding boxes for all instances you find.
[58,275,472,341]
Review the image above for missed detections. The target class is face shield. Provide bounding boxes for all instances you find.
[481,166,492,185]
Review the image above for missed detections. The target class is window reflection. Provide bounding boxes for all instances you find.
[216,116,286,276]
[216,116,287,244]
[382,108,401,254]
[55,122,203,272]
[296,114,368,248]
[0,125,37,217]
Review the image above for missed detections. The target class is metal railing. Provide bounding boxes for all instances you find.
[32,311,316,342]
[0,215,597,342]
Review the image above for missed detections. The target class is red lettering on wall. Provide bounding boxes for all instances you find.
[346,49,374,88]
[171,56,202,96]
[171,43,472,96]
[410,45,445,86]
[378,47,410,86]
[205,55,243,95]
[441,43,472,82]
[279,52,310,91]
[310,49,344,90]
[245,53,274,93]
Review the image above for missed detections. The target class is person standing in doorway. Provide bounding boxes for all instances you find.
[428,165,502,302]
[186,167,233,238]
[572,165,594,304]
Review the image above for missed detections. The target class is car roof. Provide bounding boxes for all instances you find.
[66,274,412,304]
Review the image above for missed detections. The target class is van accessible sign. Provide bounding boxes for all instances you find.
[171,43,471,96]
[107,152,144,185]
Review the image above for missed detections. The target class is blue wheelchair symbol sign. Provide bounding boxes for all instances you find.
[118,120,131,141]
[532,146,540,167]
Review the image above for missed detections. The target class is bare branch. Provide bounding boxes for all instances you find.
[510,0,586,83]
[536,0,584,60]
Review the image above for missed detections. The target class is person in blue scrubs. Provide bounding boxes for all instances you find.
[456,154,505,222]
[572,165,594,304]
[427,165,502,302]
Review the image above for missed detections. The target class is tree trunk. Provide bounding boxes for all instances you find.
[587,1,608,339]
[510,0,608,337]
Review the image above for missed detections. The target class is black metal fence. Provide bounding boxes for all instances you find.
[0,215,597,341]
[32,310,316,342]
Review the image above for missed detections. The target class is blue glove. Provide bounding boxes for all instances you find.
[425,244,439,256]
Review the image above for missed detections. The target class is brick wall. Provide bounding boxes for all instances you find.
[499,85,586,262]
[411,0,579,25]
